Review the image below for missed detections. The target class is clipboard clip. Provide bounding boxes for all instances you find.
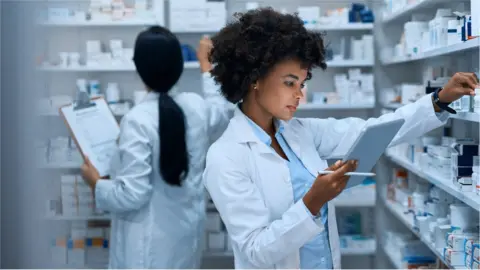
[73,89,96,111]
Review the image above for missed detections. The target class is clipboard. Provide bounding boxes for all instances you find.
[342,118,405,189]
[59,94,120,177]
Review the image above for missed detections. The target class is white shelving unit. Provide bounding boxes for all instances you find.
[376,0,480,269]
[383,103,480,123]
[382,0,455,23]
[382,39,479,65]
[315,23,373,31]
[385,151,479,210]
[40,18,159,26]
[382,199,457,269]
[40,61,200,71]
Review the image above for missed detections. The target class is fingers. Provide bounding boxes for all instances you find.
[84,156,92,167]
[327,160,344,171]
[457,72,479,92]
[334,160,357,177]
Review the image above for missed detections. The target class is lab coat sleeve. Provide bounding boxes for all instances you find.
[202,72,230,143]
[204,145,324,268]
[95,115,153,213]
[303,93,449,159]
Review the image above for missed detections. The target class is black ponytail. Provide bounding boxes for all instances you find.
[133,26,189,186]
[158,93,189,186]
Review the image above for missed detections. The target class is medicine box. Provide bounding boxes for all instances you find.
[86,238,109,266]
[206,212,222,232]
[51,238,67,265]
[208,232,226,251]
[444,247,467,266]
[67,239,86,267]
[226,235,233,251]
[448,233,479,251]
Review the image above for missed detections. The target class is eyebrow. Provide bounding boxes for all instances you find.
[282,74,300,80]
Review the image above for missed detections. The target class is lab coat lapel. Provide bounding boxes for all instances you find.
[282,121,320,177]
[230,109,274,155]
[280,122,303,161]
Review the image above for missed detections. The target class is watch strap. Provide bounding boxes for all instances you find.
[433,88,456,114]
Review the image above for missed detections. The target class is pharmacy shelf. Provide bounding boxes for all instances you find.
[450,112,480,123]
[203,251,233,258]
[383,199,455,269]
[341,246,376,256]
[40,19,159,26]
[385,151,480,210]
[40,61,200,71]
[203,247,376,258]
[39,162,80,169]
[382,103,480,123]
[46,214,111,221]
[315,23,373,31]
[382,0,453,24]
[382,39,479,65]
[382,243,403,269]
[326,59,373,67]
[298,103,375,110]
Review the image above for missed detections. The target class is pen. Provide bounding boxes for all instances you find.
[317,171,376,177]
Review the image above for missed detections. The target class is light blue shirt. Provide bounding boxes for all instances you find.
[245,117,333,269]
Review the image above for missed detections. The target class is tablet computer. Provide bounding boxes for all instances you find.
[343,118,405,189]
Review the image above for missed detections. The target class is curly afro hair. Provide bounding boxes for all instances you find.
[209,7,327,104]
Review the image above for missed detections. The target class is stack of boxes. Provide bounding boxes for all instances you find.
[327,69,374,105]
[205,193,232,253]
[60,175,104,217]
[36,136,83,167]
[390,134,480,194]
[450,140,479,192]
[51,222,110,267]
[466,240,480,269]
[169,0,226,32]
[444,232,479,267]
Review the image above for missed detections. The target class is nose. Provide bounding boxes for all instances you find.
[295,87,304,99]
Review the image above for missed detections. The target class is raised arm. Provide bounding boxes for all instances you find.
[198,36,230,143]
[302,72,478,159]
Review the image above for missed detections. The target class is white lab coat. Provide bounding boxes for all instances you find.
[203,94,449,269]
[94,72,229,269]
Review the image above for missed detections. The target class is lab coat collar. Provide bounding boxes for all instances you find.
[142,91,177,103]
[231,105,303,159]
[143,91,159,102]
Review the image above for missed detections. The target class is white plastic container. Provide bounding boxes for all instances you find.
[405,21,428,56]
[412,192,427,215]
[450,204,477,233]
[447,19,460,45]
[474,89,480,113]
[106,83,120,103]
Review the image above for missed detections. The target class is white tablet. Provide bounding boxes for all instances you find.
[342,118,405,189]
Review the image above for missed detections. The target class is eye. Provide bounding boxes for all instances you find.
[284,81,295,87]
[300,83,306,89]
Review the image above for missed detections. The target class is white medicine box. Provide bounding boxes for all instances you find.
[206,212,222,232]
[208,232,226,250]
[67,239,86,267]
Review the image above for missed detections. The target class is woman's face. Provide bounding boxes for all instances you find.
[254,59,308,121]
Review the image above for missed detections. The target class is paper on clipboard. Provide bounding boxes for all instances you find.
[60,97,120,177]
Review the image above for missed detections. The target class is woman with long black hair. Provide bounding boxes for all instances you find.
[80,26,229,268]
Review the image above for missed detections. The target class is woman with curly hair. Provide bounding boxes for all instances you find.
[203,8,477,269]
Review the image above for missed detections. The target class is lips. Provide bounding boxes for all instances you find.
[287,105,297,112]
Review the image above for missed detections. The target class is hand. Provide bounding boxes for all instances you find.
[303,160,358,215]
[81,156,100,189]
[197,35,213,73]
[439,72,479,103]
